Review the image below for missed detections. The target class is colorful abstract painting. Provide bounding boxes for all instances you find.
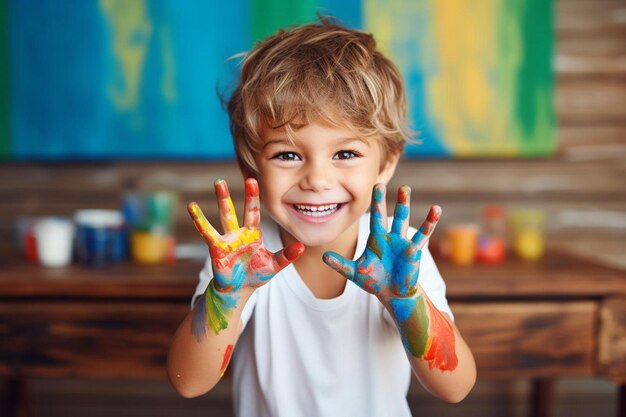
[0,0,554,160]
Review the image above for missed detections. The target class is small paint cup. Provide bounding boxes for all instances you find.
[16,217,40,263]
[147,191,178,227]
[131,226,169,264]
[74,210,128,267]
[34,217,75,268]
[510,209,545,261]
[447,224,479,266]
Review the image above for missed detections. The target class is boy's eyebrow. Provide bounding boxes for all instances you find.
[262,137,369,149]
[262,139,292,149]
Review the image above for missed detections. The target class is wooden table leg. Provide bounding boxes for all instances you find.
[530,378,556,417]
[5,377,29,417]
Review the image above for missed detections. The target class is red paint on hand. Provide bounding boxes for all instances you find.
[283,242,305,262]
[245,178,259,196]
[215,180,229,199]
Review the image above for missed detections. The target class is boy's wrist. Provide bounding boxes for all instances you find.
[381,287,459,371]
[378,285,424,311]
[200,280,254,335]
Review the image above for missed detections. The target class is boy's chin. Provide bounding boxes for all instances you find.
[279,226,340,249]
[288,232,337,249]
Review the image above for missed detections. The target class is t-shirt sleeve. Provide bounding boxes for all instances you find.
[191,256,258,330]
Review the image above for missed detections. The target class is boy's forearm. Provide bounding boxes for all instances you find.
[167,286,253,398]
[383,286,476,403]
[408,321,476,403]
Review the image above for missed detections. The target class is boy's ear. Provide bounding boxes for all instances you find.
[377,151,401,185]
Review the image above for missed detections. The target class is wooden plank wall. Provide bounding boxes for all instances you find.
[1,0,624,261]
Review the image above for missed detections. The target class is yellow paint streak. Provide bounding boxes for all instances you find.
[214,229,260,252]
[223,199,239,231]
[365,0,523,156]
[100,0,152,111]
[429,1,497,155]
[160,26,177,102]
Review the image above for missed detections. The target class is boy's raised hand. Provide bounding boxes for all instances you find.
[188,178,304,338]
[323,184,457,371]
[322,183,440,300]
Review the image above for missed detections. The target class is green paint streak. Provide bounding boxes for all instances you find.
[408,295,430,356]
[205,283,234,334]
[249,0,319,44]
[369,236,384,260]
[0,0,9,160]
[392,294,430,357]
[514,0,555,156]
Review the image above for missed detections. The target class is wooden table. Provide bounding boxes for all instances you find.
[1,251,625,417]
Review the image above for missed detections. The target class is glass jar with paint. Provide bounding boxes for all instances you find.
[509,209,546,261]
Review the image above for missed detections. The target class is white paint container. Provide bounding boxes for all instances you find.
[34,217,75,268]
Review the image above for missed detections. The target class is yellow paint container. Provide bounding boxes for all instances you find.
[131,230,168,264]
[510,210,545,261]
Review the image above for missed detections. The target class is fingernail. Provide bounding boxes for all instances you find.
[372,187,384,203]
[245,178,259,196]
[188,202,200,216]
[215,180,229,198]
[430,206,442,221]
[398,186,410,204]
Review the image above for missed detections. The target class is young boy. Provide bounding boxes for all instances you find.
[167,19,476,416]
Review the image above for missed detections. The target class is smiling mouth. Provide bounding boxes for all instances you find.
[293,203,342,217]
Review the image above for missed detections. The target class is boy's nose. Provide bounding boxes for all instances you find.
[300,160,335,192]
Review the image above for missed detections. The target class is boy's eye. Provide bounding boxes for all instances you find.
[272,152,301,161]
[333,150,359,160]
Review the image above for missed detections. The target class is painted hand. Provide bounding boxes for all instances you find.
[323,184,457,371]
[188,178,304,338]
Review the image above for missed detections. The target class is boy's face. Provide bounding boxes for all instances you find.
[254,121,399,248]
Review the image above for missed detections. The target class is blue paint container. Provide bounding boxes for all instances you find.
[74,210,128,267]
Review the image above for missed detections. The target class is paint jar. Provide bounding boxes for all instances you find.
[510,209,546,261]
[16,217,40,263]
[447,224,479,266]
[33,217,75,268]
[476,205,508,265]
[74,210,128,267]
[147,191,178,228]
[130,225,170,264]
[123,190,178,231]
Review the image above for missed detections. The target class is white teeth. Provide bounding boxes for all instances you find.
[294,204,340,216]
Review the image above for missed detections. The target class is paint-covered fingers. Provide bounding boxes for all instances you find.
[391,185,411,236]
[411,205,442,249]
[370,183,388,234]
[243,178,261,228]
[214,179,240,233]
[322,251,357,280]
[273,242,305,271]
[187,202,220,246]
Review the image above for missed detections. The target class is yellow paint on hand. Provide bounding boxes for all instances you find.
[222,198,240,231]
[214,228,260,252]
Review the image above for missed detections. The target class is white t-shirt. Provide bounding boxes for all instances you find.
[193,213,453,417]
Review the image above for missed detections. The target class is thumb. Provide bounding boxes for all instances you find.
[273,242,305,271]
[322,251,356,280]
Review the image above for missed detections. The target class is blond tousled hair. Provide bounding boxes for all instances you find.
[226,17,414,175]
